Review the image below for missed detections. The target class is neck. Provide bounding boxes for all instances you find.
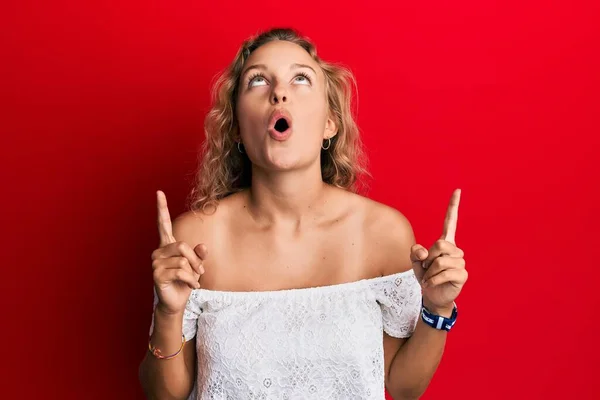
[247,163,330,226]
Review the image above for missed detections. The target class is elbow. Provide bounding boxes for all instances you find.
[138,360,148,396]
[138,358,190,400]
[388,390,424,400]
[387,382,427,400]
[138,360,157,400]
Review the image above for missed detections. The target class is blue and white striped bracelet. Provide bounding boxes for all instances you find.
[421,300,458,331]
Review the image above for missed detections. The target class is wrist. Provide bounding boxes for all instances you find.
[155,303,185,320]
[149,305,186,356]
[422,298,454,318]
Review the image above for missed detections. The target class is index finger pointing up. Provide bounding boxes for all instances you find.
[441,188,461,244]
[157,190,175,247]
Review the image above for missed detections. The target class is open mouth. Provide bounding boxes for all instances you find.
[274,118,289,133]
[268,110,293,141]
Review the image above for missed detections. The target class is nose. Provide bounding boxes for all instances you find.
[270,85,288,105]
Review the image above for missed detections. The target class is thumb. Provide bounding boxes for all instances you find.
[410,244,428,282]
[194,243,209,260]
[410,244,428,264]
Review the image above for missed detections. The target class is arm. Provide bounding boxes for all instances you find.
[139,207,210,400]
[379,191,466,399]
[139,309,197,400]
[374,208,449,400]
[384,307,452,400]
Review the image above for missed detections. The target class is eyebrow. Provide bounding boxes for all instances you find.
[241,63,317,78]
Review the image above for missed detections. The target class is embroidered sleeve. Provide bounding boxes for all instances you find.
[371,271,422,338]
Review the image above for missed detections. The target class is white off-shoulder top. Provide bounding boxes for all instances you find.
[149,269,422,400]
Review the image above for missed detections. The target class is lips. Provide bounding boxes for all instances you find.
[267,108,293,141]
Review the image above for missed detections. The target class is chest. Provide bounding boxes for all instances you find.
[201,219,377,292]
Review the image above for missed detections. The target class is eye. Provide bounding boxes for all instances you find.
[248,73,268,88]
[294,72,312,85]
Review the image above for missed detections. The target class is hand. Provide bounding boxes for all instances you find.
[151,190,207,315]
[410,189,468,314]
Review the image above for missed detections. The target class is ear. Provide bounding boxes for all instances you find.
[324,113,338,140]
[232,124,241,143]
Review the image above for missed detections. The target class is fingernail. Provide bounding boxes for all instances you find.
[418,249,427,259]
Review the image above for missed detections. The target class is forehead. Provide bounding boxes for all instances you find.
[244,40,321,75]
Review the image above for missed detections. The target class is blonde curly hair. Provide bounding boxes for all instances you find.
[188,28,369,213]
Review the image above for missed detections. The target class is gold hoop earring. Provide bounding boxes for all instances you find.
[237,142,245,154]
[322,138,331,150]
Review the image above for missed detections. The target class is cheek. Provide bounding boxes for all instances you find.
[296,93,328,131]
[237,96,265,131]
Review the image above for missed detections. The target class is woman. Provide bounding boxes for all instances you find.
[139,28,467,400]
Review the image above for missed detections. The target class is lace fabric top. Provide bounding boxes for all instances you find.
[149,269,422,400]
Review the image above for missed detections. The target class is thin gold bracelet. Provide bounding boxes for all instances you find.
[148,333,185,360]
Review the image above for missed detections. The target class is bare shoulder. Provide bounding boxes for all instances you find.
[356,194,416,276]
[171,208,216,244]
[363,197,414,241]
[170,194,241,246]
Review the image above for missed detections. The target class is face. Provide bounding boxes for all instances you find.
[236,40,337,172]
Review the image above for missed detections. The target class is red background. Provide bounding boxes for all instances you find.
[2,1,599,399]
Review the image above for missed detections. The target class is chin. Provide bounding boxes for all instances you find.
[261,151,311,172]
[266,157,301,171]
[254,145,293,167]
[251,142,320,172]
